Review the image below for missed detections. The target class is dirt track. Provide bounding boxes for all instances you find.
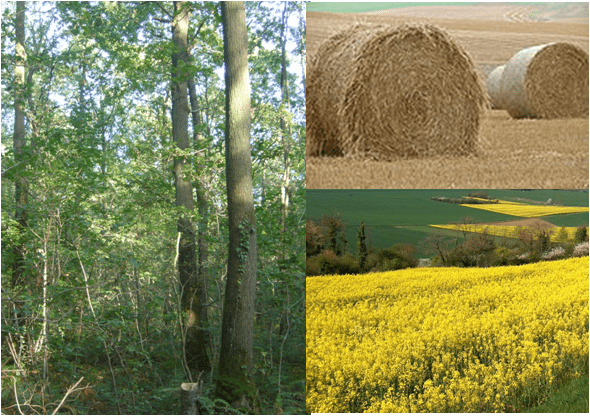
[480,217,558,229]
[306,4,589,189]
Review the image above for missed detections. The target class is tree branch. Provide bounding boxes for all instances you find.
[1,161,24,177]
[153,16,171,23]
[51,377,85,415]
[121,0,174,20]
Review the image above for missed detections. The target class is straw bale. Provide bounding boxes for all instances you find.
[486,65,505,110]
[307,24,377,157]
[499,43,589,119]
[307,23,489,160]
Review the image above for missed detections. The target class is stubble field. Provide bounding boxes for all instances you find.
[306,5,589,188]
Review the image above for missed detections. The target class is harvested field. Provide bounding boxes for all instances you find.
[306,4,589,189]
[479,217,558,228]
[307,111,588,188]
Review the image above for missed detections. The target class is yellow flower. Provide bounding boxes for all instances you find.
[307,257,589,413]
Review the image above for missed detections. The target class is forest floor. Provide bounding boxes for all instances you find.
[306,4,589,189]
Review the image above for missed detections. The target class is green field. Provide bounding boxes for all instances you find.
[306,2,558,14]
[542,213,590,227]
[306,1,536,13]
[306,190,589,258]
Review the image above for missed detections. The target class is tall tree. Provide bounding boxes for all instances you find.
[279,2,292,230]
[189,67,212,361]
[357,221,368,271]
[12,1,27,296]
[216,1,258,411]
[171,0,210,375]
[1,2,306,413]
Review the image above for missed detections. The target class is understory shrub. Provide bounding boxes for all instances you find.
[573,241,589,257]
[307,250,360,276]
[373,244,418,271]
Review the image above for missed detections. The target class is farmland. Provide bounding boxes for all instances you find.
[430,223,585,242]
[306,189,589,257]
[306,3,589,188]
[306,257,590,413]
[459,202,589,217]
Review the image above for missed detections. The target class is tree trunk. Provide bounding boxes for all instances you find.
[188,75,212,356]
[13,1,28,294]
[299,3,306,97]
[180,382,203,415]
[216,1,258,411]
[277,0,292,350]
[279,2,291,232]
[171,0,210,375]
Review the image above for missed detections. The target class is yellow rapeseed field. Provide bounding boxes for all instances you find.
[306,257,589,413]
[459,203,589,217]
[465,197,525,204]
[429,224,584,242]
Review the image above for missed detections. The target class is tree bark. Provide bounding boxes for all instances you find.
[279,2,291,231]
[298,3,306,97]
[180,382,203,415]
[13,1,28,292]
[188,74,212,356]
[215,1,258,411]
[171,0,210,375]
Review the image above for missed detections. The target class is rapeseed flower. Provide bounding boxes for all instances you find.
[307,257,589,413]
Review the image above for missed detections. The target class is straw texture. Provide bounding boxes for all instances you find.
[307,24,376,157]
[307,23,489,160]
[499,43,589,119]
[487,65,505,110]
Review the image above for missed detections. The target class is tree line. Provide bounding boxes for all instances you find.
[306,213,589,277]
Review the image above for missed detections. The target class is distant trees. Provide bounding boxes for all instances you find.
[357,221,367,270]
[369,244,417,272]
[306,215,417,276]
[306,213,589,277]
[575,226,588,243]
[306,213,354,276]
[306,212,347,257]
[429,224,589,268]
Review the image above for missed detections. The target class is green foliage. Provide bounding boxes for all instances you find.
[309,250,360,276]
[373,243,418,271]
[2,1,305,414]
[467,191,491,199]
[575,226,588,243]
[526,375,589,413]
[431,196,498,204]
[306,219,323,257]
[357,221,368,271]
[555,227,571,244]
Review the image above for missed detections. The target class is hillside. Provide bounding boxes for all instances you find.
[307,256,590,412]
[307,190,589,257]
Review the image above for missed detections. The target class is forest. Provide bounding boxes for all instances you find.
[1,1,305,414]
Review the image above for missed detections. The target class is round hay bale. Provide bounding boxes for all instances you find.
[499,43,589,119]
[307,24,377,157]
[486,65,506,110]
[307,23,489,160]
